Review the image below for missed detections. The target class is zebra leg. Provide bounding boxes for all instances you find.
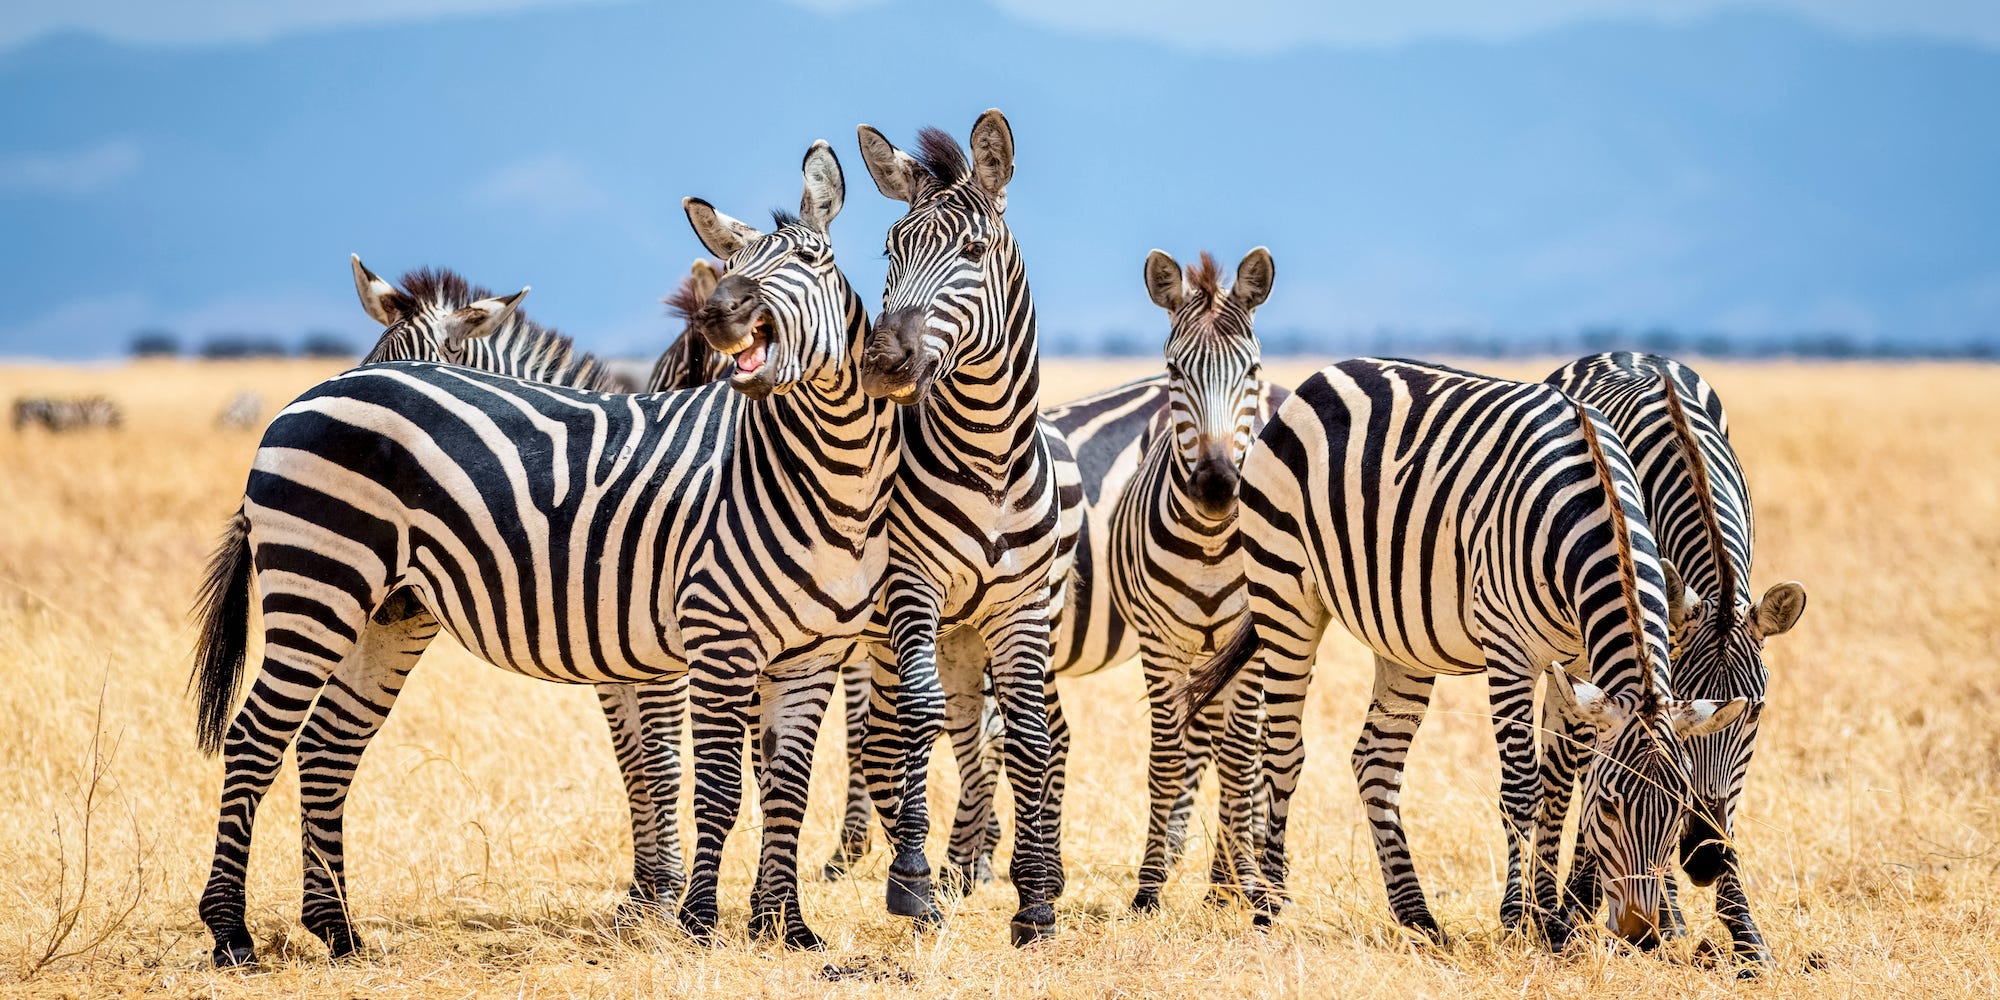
[861,579,947,927]
[295,604,438,958]
[746,665,836,950]
[939,627,999,898]
[1536,670,1597,946]
[1132,644,1193,913]
[677,650,759,944]
[1251,587,1330,926]
[1716,855,1773,970]
[820,652,874,881]
[601,676,687,917]
[1352,654,1442,940]
[981,599,1063,946]
[1483,655,1545,938]
[201,609,369,966]
[1042,656,1070,901]
[1208,662,1265,907]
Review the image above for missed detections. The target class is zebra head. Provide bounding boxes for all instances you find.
[1144,248,1273,521]
[854,109,1018,405]
[1552,646,1750,946]
[681,140,854,401]
[351,256,529,366]
[1673,578,1806,885]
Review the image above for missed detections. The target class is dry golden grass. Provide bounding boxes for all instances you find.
[0,357,1996,998]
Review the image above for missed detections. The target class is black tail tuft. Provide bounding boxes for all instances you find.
[190,511,253,756]
[1172,620,1259,736]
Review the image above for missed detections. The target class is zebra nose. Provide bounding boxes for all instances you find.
[1187,447,1239,518]
[1679,804,1729,886]
[862,307,926,400]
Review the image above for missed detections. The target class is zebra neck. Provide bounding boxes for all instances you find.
[739,305,900,523]
[908,260,1044,477]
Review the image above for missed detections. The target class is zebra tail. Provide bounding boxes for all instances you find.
[190,510,253,756]
[1172,620,1259,736]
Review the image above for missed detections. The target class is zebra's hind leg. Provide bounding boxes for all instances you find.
[939,627,1000,898]
[820,653,874,881]
[747,664,836,950]
[1351,655,1442,941]
[678,648,759,944]
[1207,661,1265,907]
[1132,645,1194,913]
[201,605,371,966]
[295,599,438,958]
[601,677,687,917]
[980,598,1062,946]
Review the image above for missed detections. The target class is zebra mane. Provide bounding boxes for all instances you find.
[1184,251,1222,307]
[914,127,969,186]
[1575,399,1661,713]
[1657,367,1739,631]
[662,262,721,320]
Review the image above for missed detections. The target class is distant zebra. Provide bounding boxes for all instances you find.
[214,391,263,430]
[191,142,896,964]
[849,111,1073,945]
[13,395,121,431]
[1547,352,1805,967]
[1179,358,1749,948]
[650,259,735,392]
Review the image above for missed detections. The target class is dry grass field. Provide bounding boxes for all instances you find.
[1,357,1995,998]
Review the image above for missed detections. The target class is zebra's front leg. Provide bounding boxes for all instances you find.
[747,665,836,950]
[860,582,947,927]
[678,649,759,944]
[1208,659,1265,906]
[981,599,1062,946]
[295,608,438,958]
[1537,666,1598,946]
[820,653,875,881]
[1132,644,1193,913]
[600,676,687,917]
[1352,655,1441,940]
[1484,653,1553,942]
[939,627,1000,898]
[1715,858,1773,971]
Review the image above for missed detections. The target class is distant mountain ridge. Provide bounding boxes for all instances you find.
[0,3,1995,359]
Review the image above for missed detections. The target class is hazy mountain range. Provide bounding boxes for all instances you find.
[2,2,1996,359]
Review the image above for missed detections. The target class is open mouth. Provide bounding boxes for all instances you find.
[729,311,774,383]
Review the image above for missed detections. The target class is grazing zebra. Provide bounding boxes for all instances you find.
[1547,352,1806,967]
[189,141,895,963]
[13,395,121,431]
[284,253,722,940]
[215,392,264,430]
[1177,358,1749,948]
[849,110,1074,946]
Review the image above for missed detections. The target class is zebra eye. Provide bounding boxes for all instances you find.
[963,240,988,261]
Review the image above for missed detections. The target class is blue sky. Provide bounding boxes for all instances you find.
[2,1,1997,358]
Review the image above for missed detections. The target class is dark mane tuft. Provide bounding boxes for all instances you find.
[914,127,969,186]
[397,267,493,310]
[663,260,724,319]
[1185,251,1222,305]
[770,208,800,229]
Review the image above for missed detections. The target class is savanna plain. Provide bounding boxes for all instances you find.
[0,358,1995,999]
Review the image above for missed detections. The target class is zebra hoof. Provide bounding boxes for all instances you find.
[1008,904,1056,947]
[1129,887,1162,913]
[308,921,361,961]
[677,900,719,946]
[886,856,938,923]
[210,929,257,968]
[749,910,826,952]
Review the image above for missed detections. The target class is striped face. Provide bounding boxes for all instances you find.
[1674,582,1806,883]
[1144,249,1273,520]
[681,140,855,401]
[855,112,1018,405]
[1562,679,1747,945]
[352,255,529,369]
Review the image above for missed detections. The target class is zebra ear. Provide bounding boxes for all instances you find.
[1232,247,1275,310]
[443,286,527,349]
[968,108,1014,212]
[1663,560,1703,635]
[688,259,721,304]
[1752,581,1806,639]
[1144,250,1184,312]
[1548,669,1623,729]
[798,139,845,232]
[683,198,762,258]
[857,124,920,204]
[351,254,411,327]
[1669,697,1748,739]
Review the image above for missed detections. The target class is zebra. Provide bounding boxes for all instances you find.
[188,141,896,964]
[283,252,727,939]
[1547,352,1806,967]
[848,110,1074,946]
[650,258,735,393]
[1176,358,1749,949]
[215,391,264,430]
[13,395,121,431]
